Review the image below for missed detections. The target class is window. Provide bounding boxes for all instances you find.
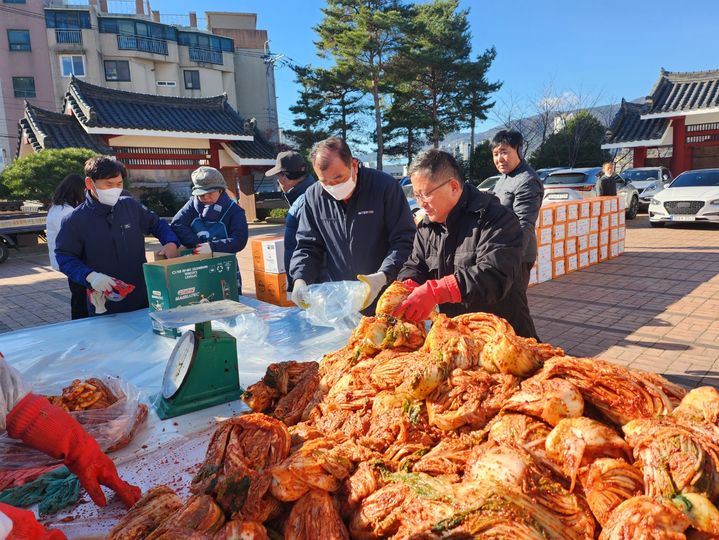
[184,70,200,90]
[7,30,31,51]
[60,55,85,77]
[45,10,91,29]
[3,0,26,4]
[12,77,35,98]
[104,60,130,82]
[178,31,233,52]
[98,17,177,41]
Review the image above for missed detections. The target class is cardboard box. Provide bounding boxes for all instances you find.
[578,250,589,268]
[619,212,626,225]
[537,260,552,283]
[599,230,609,246]
[565,238,577,255]
[590,216,599,232]
[539,207,554,227]
[610,242,620,259]
[576,218,590,236]
[610,212,619,228]
[590,200,602,217]
[588,248,598,265]
[144,253,239,336]
[618,227,625,240]
[600,214,610,230]
[250,235,285,274]
[610,196,619,212]
[589,232,599,248]
[553,223,566,242]
[537,227,553,245]
[566,220,577,238]
[553,204,567,223]
[577,234,589,251]
[599,244,609,261]
[618,240,625,254]
[537,244,552,265]
[618,196,626,211]
[609,227,621,242]
[567,202,579,221]
[566,253,578,273]
[579,201,590,218]
[552,241,565,260]
[600,197,613,214]
[553,258,566,278]
[254,270,294,307]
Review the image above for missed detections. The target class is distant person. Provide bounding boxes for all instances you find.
[47,174,88,320]
[289,137,416,313]
[55,156,180,316]
[490,129,542,339]
[264,151,316,290]
[171,166,248,293]
[596,161,619,196]
[393,150,535,338]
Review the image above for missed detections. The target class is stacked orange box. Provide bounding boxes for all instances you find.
[250,235,293,307]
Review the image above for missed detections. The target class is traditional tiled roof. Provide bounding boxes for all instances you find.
[224,130,276,160]
[603,99,669,147]
[18,103,114,154]
[644,68,719,117]
[63,77,249,136]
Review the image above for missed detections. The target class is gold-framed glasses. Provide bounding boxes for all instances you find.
[413,179,452,202]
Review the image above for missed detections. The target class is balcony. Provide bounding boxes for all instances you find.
[189,47,222,65]
[55,29,82,44]
[117,34,168,56]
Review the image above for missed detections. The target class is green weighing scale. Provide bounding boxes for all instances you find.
[150,300,256,419]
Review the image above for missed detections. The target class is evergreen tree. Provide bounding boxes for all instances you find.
[315,66,366,144]
[530,111,610,169]
[285,65,330,157]
[315,0,407,170]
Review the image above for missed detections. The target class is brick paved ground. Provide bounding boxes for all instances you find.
[1,216,717,388]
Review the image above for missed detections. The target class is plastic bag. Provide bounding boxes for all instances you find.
[215,312,270,344]
[0,376,148,469]
[301,280,367,330]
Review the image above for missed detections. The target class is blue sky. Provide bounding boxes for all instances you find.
[153,0,719,133]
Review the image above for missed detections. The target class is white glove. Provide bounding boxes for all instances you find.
[357,272,387,310]
[87,271,115,293]
[291,279,309,309]
[193,242,212,255]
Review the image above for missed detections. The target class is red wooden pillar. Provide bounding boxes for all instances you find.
[633,147,647,168]
[670,116,692,175]
[209,140,222,169]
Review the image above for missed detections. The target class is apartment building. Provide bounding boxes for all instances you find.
[0,0,279,166]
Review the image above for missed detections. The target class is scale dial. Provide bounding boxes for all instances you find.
[162,330,196,399]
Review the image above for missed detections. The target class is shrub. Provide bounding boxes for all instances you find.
[0,148,97,203]
[140,189,183,217]
[268,208,289,219]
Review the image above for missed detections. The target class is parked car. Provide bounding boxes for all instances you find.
[543,167,640,219]
[536,167,566,182]
[648,168,719,227]
[621,166,673,210]
[477,175,500,192]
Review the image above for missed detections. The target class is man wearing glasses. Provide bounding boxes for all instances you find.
[289,137,416,312]
[393,149,537,339]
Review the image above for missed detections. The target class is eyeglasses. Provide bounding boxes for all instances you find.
[412,179,452,202]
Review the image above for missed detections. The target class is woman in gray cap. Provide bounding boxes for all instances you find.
[171,166,249,291]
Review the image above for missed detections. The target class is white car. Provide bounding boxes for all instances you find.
[648,168,719,227]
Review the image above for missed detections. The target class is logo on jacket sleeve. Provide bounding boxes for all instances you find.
[357,210,375,216]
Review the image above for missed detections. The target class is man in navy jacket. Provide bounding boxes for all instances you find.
[55,156,180,315]
[265,151,316,291]
[289,137,416,312]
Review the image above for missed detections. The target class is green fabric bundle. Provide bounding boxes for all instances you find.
[0,466,79,515]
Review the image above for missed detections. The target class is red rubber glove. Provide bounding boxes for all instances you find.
[401,279,420,292]
[0,503,67,540]
[393,275,462,322]
[6,394,141,509]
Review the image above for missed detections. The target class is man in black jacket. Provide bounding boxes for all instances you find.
[596,162,619,196]
[393,149,536,338]
[289,137,416,312]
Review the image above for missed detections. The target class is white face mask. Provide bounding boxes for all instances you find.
[321,169,356,201]
[93,182,123,207]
